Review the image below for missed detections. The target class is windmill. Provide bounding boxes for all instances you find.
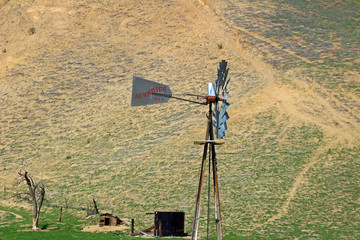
[131,60,230,240]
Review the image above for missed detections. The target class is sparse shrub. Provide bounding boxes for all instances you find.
[28,27,36,35]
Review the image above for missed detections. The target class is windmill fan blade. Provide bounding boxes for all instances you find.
[216,60,230,96]
[216,69,222,94]
[220,60,227,72]
[220,102,230,120]
[222,92,229,101]
[223,78,230,92]
[223,68,229,85]
[217,70,225,89]
[215,101,230,139]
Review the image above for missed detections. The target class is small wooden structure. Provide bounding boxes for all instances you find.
[99,213,122,227]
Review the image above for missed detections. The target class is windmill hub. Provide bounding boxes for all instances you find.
[203,95,224,103]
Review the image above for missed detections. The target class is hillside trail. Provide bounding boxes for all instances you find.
[194,0,360,226]
[0,209,24,225]
[264,140,339,224]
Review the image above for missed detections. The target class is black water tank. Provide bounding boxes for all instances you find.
[154,211,186,237]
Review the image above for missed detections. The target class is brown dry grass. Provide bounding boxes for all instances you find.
[1,0,359,238]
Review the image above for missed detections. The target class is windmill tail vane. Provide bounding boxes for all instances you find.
[131,61,230,138]
[131,76,173,107]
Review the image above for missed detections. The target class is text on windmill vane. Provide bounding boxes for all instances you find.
[134,87,168,99]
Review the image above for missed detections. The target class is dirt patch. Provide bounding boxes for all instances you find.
[83,224,129,233]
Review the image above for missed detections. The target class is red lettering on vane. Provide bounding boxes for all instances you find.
[136,86,167,99]
[153,97,165,102]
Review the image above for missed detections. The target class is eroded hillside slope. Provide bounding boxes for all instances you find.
[1,0,359,238]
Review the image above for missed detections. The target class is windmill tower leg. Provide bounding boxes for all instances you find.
[191,141,208,240]
[191,103,223,240]
[211,145,223,239]
[191,118,210,240]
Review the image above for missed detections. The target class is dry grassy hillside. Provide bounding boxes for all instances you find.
[1,0,359,238]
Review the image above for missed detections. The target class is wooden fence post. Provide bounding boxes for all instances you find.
[131,219,134,234]
[59,207,63,222]
[93,198,99,214]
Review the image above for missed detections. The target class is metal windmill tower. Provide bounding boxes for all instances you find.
[131,60,231,240]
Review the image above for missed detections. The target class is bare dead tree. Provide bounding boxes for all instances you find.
[17,166,45,230]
